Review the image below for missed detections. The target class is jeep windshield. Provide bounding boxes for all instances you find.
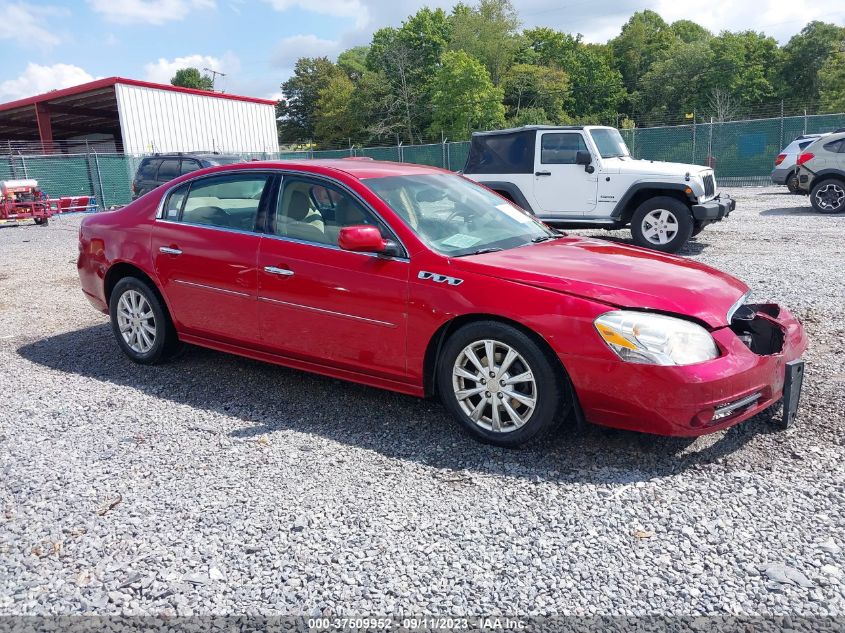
[364,173,557,257]
[590,128,631,159]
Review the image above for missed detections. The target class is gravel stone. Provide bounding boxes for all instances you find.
[0,188,844,617]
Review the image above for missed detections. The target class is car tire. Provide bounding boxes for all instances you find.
[109,276,180,364]
[691,221,705,237]
[810,178,845,214]
[630,197,693,253]
[786,171,801,194]
[436,321,570,448]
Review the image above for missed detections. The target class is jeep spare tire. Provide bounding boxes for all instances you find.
[630,197,693,253]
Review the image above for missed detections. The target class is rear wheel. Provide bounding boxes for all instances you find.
[630,197,693,253]
[437,321,570,447]
[786,171,800,194]
[810,178,845,213]
[109,276,180,364]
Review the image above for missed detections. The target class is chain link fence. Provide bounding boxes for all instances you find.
[2,111,843,208]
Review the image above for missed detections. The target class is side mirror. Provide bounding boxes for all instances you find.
[576,150,595,174]
[575,150,592,166]
[338,225,402,257]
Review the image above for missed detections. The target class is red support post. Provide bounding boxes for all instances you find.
[34,102,54,154]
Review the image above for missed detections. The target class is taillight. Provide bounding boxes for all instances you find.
[796,152,814,166]
[774,153,786,166]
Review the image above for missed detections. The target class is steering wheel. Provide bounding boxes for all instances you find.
[446,205,475,223]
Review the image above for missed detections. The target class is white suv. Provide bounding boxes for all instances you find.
[463,125,734,253]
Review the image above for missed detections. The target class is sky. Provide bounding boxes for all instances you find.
[1,0,844,104]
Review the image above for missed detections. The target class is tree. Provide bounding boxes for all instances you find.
[521,28,625,121]
[780,21,845,102]
[449,0,521,85]
[429,50,505,139]
[314,73,357,145]
[337,46,369,81]
[171,67,213,91]
[367,8,452,142]
[670,20,712,44]
[706,87,739,122]
[702,30,781,107]
[277,57,344,142]
[819,50,845,112]
[610,10,675,93]
[502,63,569,122]
[636,41,713,122]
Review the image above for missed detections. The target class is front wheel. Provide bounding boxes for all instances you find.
[810,178,845,214]
[436,321,570,447]
[630,197,693,253]
[109,276,179,364]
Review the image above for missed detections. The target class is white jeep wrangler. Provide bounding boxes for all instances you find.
[462,125,735,253]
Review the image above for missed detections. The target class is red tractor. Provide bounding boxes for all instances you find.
[1,179,54,226]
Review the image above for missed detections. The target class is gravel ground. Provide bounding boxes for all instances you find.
[0,187,843,618]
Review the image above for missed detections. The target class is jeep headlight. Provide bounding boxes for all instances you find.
[594,311,719,366]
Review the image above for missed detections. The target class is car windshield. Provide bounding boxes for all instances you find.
[590,128,631,158]
[364,173,557,257]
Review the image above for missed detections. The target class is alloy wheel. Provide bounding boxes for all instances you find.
[814,183,845,211]
[641,209,679,245]
[116,289,157,354]
[452,339,537,433]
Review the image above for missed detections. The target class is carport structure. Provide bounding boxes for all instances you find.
[0,77,278,155]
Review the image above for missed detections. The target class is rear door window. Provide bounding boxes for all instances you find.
[156,159,180,181]
[823,139,845,153]
[180,174,269,231]
[180,159,201,175]
[137,158,162,180]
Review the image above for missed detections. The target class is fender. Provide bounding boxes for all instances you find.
[808,168,845,188]
[475,180,536,214]
[610,181,694,220]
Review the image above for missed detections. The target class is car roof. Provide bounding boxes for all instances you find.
[210,159,451,180]
[471,125,589,136]
[143,152,240,160]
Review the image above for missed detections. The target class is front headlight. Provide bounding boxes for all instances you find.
[594,311,719,366]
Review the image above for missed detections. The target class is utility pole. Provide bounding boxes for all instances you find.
[203,67,226,91]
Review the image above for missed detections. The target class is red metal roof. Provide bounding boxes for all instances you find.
[0,76,277,113]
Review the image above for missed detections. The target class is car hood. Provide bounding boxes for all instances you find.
[451,238,748,328]
[603,157,712,178]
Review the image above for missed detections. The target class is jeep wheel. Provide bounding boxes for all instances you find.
[786,171,801,194]
[630,197,693,253]
[810,178,845,214]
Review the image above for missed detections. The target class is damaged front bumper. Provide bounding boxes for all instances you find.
[565,304,808,436]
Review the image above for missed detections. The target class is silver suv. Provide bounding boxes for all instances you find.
[796,131,845,213]
[771,134,826,193]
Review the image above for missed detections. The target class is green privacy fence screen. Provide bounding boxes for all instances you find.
[3,112,843,208]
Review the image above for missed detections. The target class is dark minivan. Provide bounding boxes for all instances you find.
[131,153,243,199]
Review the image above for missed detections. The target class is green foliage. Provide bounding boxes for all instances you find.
[610,10,675,93]
[277,57,344,142]
[337,47,369,81]
[819,51,845,112]
[521,28,625,120]
[703,31,781,106]
[170,68,213,91]
[277,5,845,148]
[780,21,845,101]
[429,50,505,139]
[670,20,712,44]
[449,0,521,84]
[502,63,569,122]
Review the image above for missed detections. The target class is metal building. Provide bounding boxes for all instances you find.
[0,77,278,154]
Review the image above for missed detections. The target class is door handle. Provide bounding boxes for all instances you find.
[159,246,182,255]
[264,266,294,277]
[535,171,551,176]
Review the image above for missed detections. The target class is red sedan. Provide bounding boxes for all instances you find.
[77,160,807,447]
